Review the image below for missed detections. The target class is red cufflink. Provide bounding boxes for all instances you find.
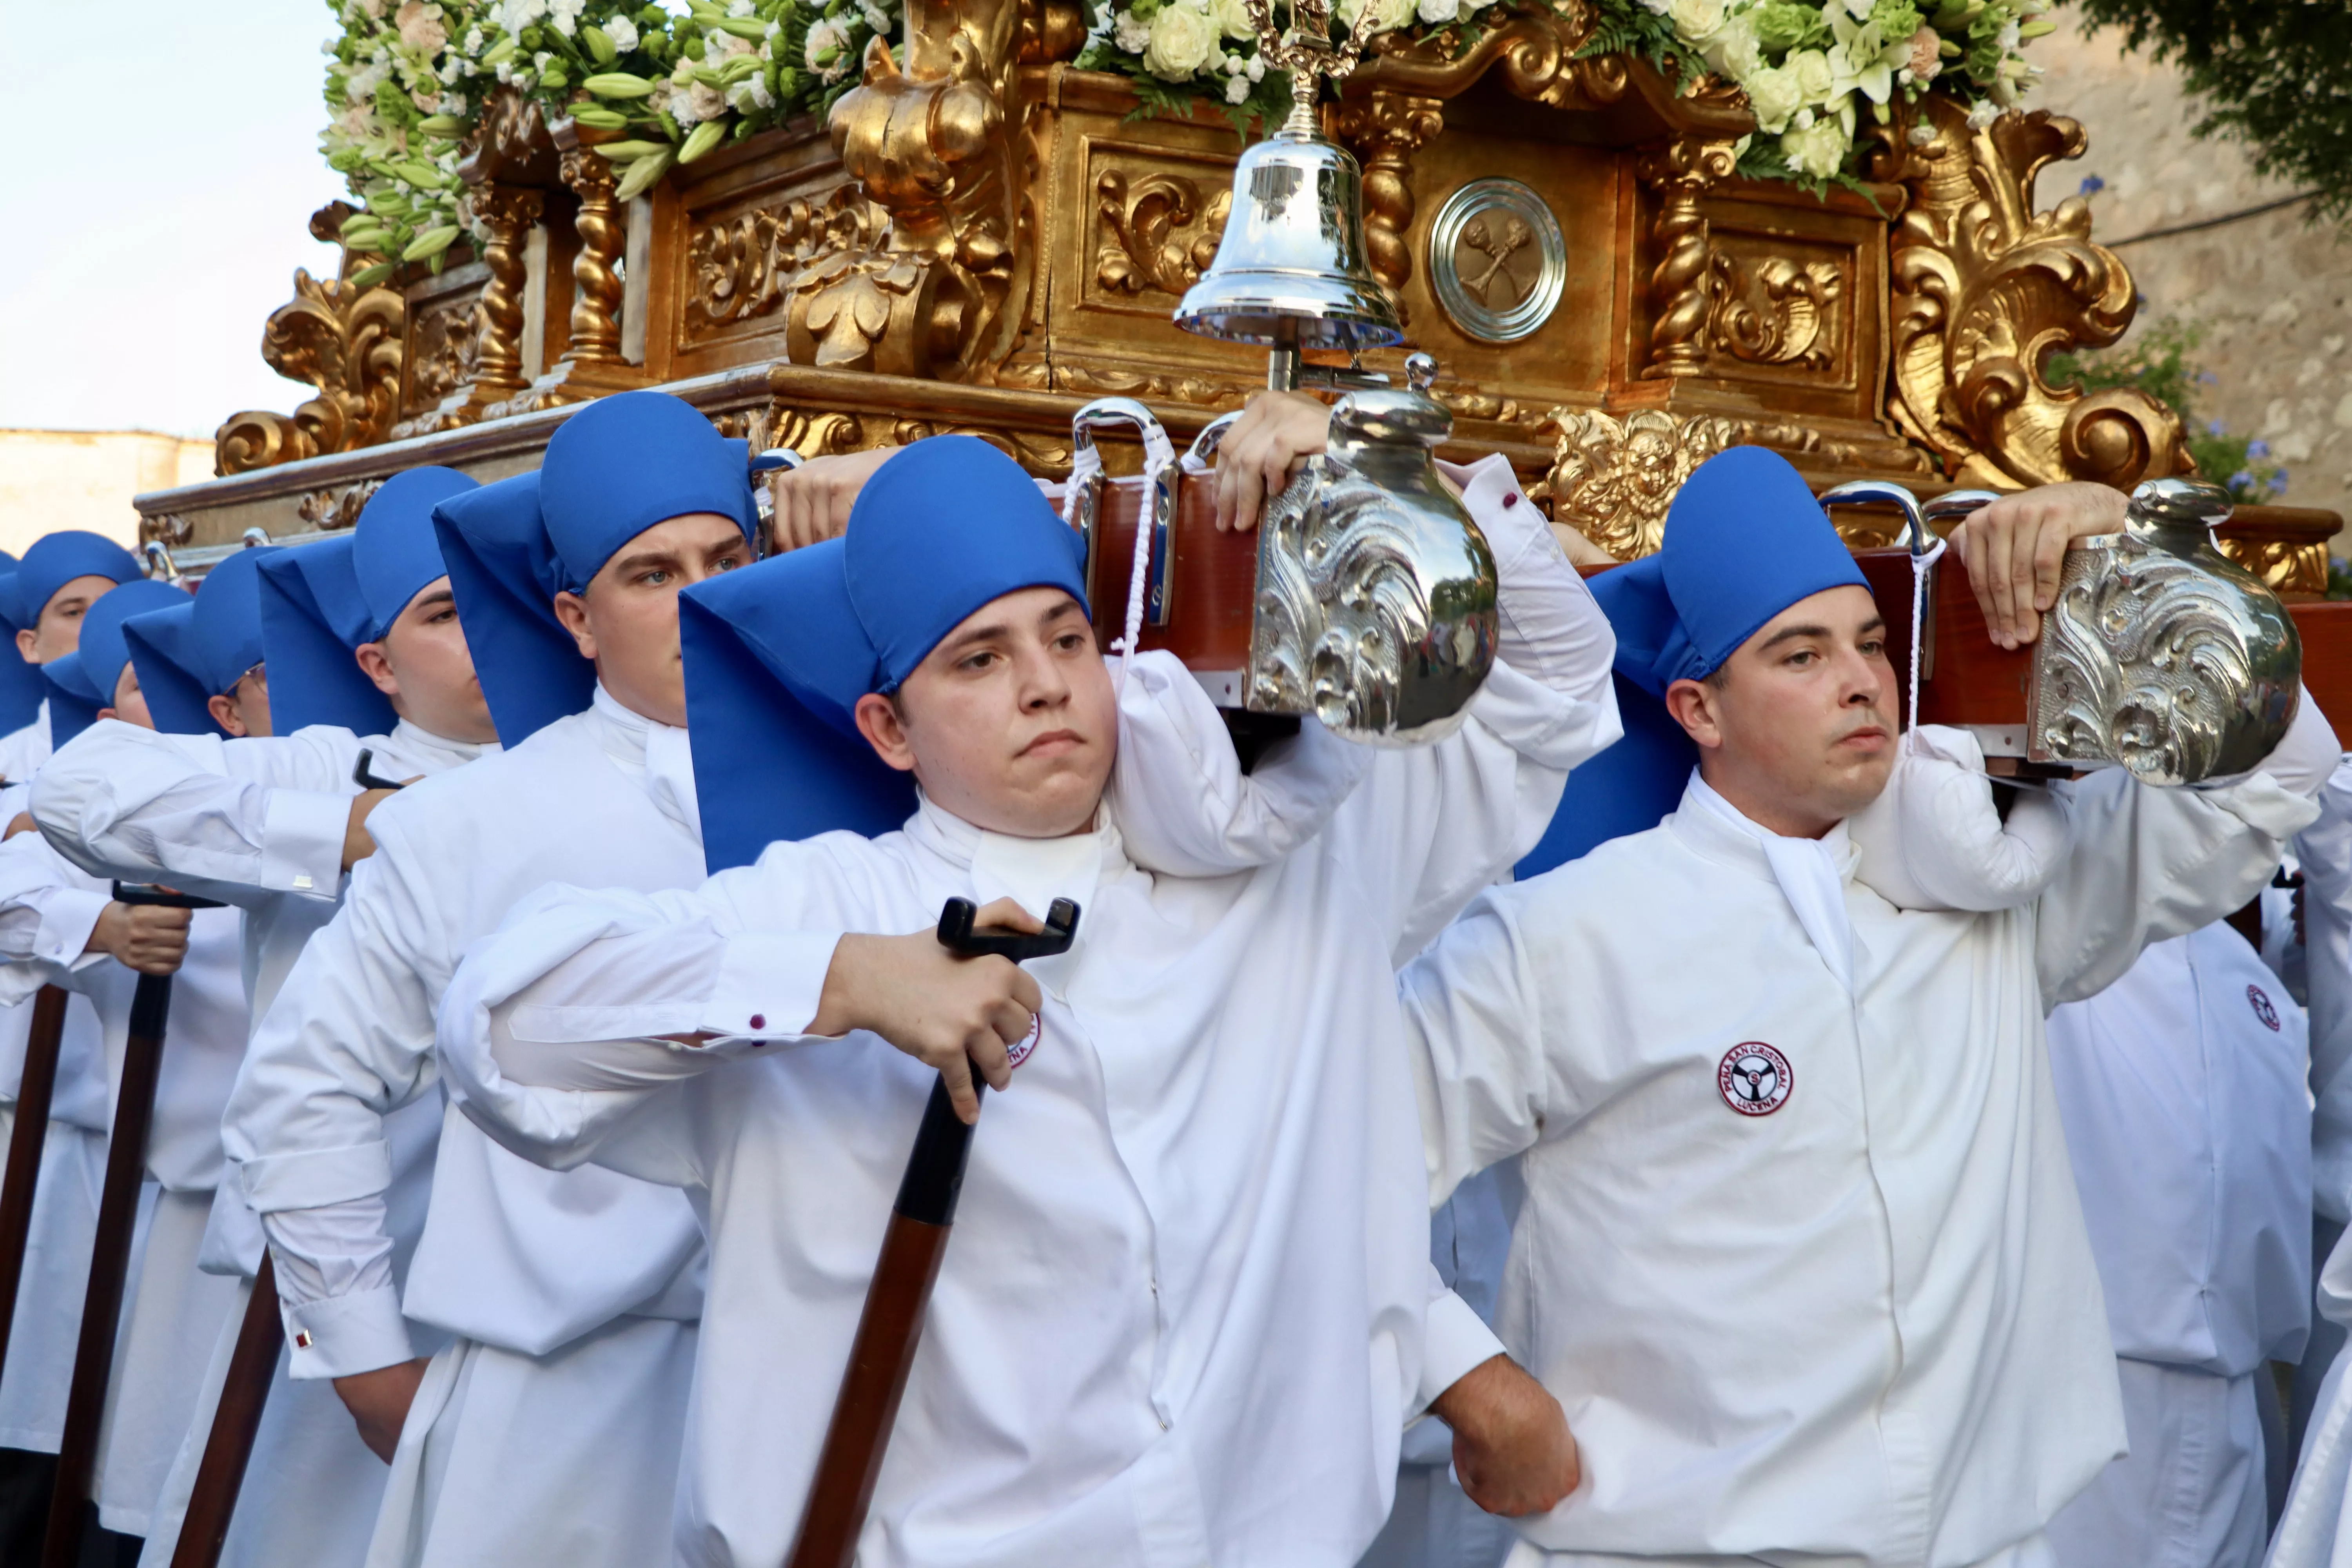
[293,1330,312,1350]
[1503,492,1519,508]
[749,1014,766,1031]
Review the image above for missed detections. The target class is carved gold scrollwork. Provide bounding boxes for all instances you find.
[1879,97,2188,489]
[1017,0,1086,62]
[693,187,891,330]
[1706,253,1842,370]
[139,514,194,552]
[2218,536,2332,598]
[1530,407,1739,559]
[214,206,407,476]
[296,480,384,532]
[1327,91,1445,307]
[1636,137,1739,380]
[820,0,1025,379]
[1354,4,1624,111]
[1094,172,1229,299]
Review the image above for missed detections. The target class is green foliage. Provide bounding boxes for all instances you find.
[2071,0,2352,224]
[2047,316,2290,505]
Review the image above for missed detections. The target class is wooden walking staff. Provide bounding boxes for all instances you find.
[42,883,223,1568]
[167,1252,285,1568]
[785,895,1080,1568]
[0,985,70,1381]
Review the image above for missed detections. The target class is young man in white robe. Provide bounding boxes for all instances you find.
[197,392,805,1568]
[0,574,252,1552]
[2036,920,2311,1568]
[1390,446,2339,1568]
[430,416,1616,1568]
[30,469,505,1568]
[0,531,148,782]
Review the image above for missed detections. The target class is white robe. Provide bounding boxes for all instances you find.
[1394,726,2332,1568]
[28,716,494,1568]
[2041,925,2311,1568]
[216,688,709,1568]
[0,827,250,1535]
[429,470,1614,1568]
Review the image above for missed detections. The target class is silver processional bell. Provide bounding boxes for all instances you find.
[1142,0,1499,745]
[1173,0,1402,393]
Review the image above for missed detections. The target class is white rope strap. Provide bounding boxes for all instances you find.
[1113,423,1179,692]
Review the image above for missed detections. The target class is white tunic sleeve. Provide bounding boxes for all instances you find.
[1394,884,1560,1206]
[2035,690,2338,1009]
[0,831,114,1003]
[2299,757,2352,1224]
[435,867,841,1183]
[31,720,357,910]
[1329,456,1622,964]
[223,829,447,1378]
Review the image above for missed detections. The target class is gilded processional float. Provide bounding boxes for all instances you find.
[136,0,2352,750]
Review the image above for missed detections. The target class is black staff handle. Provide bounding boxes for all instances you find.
[42,884,222,1568]
[784,895,1079,1568]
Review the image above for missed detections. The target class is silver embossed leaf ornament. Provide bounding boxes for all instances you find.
[2031,478,2302,785]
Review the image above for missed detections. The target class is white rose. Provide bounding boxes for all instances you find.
[1740,63,1800,131]
[1225,73,1250,102]
[1780,117,1850,178]
[1418,0,1460,24]
[1788,47,1834,103]
[1114,9,1153,52]
[688,81,728,120]
[1338,0,1416,32]
[1665,0,1726,45]
[1208,0,1258,40]
[605,16,639,52]
[1144,2,1219,80]
[1701,11,1761,79]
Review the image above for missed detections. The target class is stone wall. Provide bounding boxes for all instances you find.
[2033,5,2352,542]
[0,430,212,558]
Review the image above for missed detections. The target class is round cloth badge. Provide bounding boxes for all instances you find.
[2248,984,2281,1033]
[1718,1042,1793,1116]
[1005,1013,1043,1070]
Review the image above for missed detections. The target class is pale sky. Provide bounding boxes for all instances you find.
[0,0,345,439]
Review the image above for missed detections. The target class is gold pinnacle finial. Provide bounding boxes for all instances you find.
[1240,0,1382,137]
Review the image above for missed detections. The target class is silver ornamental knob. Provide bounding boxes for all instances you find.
[2030,477,2301,784]
[1246,354,1498,744]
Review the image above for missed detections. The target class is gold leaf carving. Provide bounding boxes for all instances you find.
[690,186,889,332]
[1706,252,1843,370]
[1880,98,2188,489]
[2218,537,2330,598]
[1530,407,1739,559]
[822,0,1026,378]
[296,480,383,532]
[214,265,406,476]
[1093,171,1229,299]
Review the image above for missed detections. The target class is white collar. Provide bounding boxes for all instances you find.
[905,790,1122,932]
[1681,771,1863,995]
[383,719,498,773]
[586,682,700,839]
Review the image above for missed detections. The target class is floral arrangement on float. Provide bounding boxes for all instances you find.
[320,0,900,283]
[1076,0,2055,186]
[315,0,2050,285]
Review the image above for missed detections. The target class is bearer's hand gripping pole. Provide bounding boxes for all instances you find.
[784,896,1080,1568]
